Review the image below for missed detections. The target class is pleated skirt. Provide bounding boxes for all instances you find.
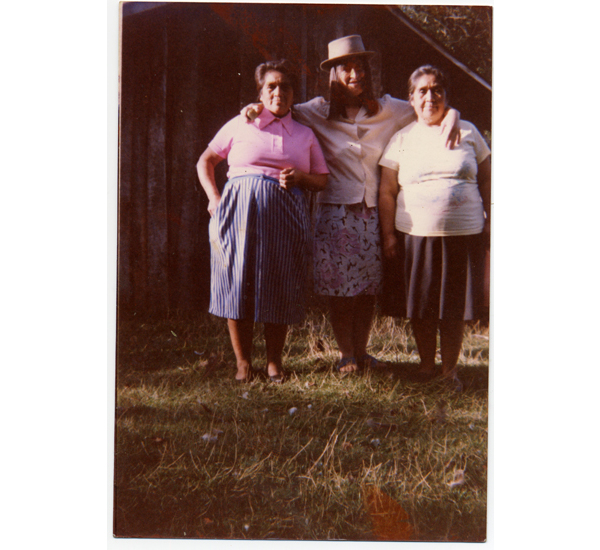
[208,175,310,324]
[381,232,487,321]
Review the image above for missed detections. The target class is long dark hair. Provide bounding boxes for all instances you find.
[327,57,379,120]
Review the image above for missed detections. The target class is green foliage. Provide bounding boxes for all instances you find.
[115,310,488,540]
[399,5,492,84]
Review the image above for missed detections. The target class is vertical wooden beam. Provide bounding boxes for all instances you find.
[300,6,308,103]
[145,21,169,313]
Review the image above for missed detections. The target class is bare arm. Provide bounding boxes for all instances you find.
[279,168,327,192]
[477,155,492,243]
[440,107,461,149]
[378,166,401,260]
[196,147,225,216]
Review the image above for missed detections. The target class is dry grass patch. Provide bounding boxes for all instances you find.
[114,309,489,541]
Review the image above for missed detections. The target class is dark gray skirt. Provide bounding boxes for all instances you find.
[381,231,488,321]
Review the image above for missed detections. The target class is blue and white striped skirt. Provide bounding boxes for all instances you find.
[208,175,310,324]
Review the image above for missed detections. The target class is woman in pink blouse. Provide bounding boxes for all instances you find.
[197,60,329,383]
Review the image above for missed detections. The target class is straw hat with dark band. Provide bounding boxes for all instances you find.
[320,35,375,71]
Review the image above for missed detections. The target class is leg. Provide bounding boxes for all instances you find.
[352,294,376,359]
[227,318,254,381]
[328,296,358,372]
[439,318,465,379]
[264,323,288,379]
[411,318,438,374]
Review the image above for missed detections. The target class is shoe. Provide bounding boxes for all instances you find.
[358,354,383,369]
[336,356,358,373]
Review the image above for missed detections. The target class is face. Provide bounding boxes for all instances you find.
[335,57,366,97]
[259,70,294,117]
[409,74,447,126]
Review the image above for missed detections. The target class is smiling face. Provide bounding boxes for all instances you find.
[335,57,367,97]
[409,74,447,126]
[259,70,294,117]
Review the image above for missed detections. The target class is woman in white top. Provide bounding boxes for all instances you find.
[379,65,491,391]
[244,36,460,374]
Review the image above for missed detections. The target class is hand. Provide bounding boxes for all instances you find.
[382,233,398,260]
[240,103,263,122]
[279,167,302,190]
[440,108,461,149]
[483,217,491,250]
[207,197,221,217]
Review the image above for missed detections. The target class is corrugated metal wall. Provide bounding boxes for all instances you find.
[118,3,492,315]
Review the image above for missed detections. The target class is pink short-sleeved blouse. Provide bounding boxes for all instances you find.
[208,110,329,181]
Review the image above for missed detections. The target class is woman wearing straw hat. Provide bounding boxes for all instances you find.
[244,36,460,374]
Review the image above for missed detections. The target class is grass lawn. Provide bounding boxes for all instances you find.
[114,306,489,541]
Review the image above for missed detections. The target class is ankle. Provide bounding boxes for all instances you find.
[267,361,282,376]
[236,361,251,373]
[418,358,436,371]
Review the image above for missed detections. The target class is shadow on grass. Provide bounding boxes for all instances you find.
[382,362,489,393]
[117,349,201,372]
[114,312,489,541]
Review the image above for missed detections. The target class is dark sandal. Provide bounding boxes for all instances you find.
[269,373,285,384]
[358,354,383,369]
[267,366,286,384]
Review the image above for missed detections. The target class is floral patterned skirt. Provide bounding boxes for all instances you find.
[313,202,383,296]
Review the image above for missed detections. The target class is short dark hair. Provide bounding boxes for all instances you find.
[254,59,298,100]
[408,65,449,100]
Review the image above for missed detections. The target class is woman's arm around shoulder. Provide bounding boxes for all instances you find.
[291,97,330,127]
[440,107,462,149]
[196,147,225,216]
[239,97,327,124]
[381,95,416,129]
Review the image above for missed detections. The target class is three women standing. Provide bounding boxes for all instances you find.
[201,37,484,385]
